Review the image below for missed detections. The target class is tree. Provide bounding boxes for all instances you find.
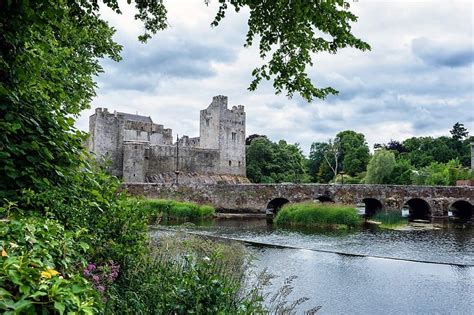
[336,130,370,176]
[246,138,309,183]
[308,142,330,182]
[322,139,341,180]
[450,122,469,141]
[246,134,267,145]
[364,150,396,184]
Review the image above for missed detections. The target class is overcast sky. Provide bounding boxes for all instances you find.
[76,0,473,155]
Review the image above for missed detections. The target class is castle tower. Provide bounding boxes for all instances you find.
[199,95,246,176]
[88,108,123,176]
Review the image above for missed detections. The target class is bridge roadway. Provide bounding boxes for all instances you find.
[124,183,474,220]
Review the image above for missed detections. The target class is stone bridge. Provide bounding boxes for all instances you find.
[124,183,474,220]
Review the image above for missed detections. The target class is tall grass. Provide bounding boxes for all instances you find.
[123,198,214,222]
[105,234,265,314]
[274,202,361,228]
[371,212,407,229]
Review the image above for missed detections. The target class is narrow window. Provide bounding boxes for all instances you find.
[229,160,232,166]
[231,132,236,140]
[206,119,210,126]
[238,161,241,167]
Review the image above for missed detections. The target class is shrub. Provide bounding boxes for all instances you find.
[125,198,215,222]
[0,216,100,314]
[274,202,361,228]
[105,235,265,314]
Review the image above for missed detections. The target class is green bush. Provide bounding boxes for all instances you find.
[274,202,361,228]
[0,216,100,314]
[125,198,215,222]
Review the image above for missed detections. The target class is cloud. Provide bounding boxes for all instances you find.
[412,37,474,68]
[76,0,474,156]
[98,39,237,92]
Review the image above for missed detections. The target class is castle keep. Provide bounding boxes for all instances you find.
[88,95,247,183]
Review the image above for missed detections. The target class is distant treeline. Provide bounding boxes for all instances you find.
[246,122,473,186]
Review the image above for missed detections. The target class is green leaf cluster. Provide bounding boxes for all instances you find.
[246,138,309,183]
[0,217,99,314]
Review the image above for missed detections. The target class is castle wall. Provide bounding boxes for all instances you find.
[145,145,220,176]
[123,142,147,182]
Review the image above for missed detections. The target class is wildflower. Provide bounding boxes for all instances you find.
[87,263,96,271]
[1,249,7,257]
[97,285,105,293]
[41,268,59,279]
[92,275,100,283]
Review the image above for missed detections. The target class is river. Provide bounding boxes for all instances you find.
[150,218,474,314]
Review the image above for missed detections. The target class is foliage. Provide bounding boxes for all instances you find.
[336,130,371,176]
[0,1,121,200]
[0,216,99,314]
[308,130,370,182]
[364,150,396,184]
[245,134,268,146]
[389,158,413,185]
[211,0,370,101]
[246,138,309,183]
[450,122,469,141]
[124,198,215,222]
[275,202,361,228]
[105,235,265,314]
[411,159,473,186]
[308,142,329,182]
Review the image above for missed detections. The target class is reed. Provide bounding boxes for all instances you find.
[274,202,361,228]
[124,198,215,221]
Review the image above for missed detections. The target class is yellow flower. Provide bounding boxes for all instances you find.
[1,249,7,257]
[41,268,60,279]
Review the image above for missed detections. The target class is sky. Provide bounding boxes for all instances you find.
[76,0,474,155]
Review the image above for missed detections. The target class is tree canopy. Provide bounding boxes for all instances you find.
[246,137,308,183]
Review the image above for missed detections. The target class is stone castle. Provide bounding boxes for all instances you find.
[88,95,248,184]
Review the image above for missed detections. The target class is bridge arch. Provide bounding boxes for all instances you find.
[316,195,334,203]
[363,198,383,217]
[405,198,431,221]
[450,200,473,221]
[266,198,290,214]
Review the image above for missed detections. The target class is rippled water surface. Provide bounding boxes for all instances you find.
[151,218,474,314]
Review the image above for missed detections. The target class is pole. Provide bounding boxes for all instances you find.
[175,134,179,185]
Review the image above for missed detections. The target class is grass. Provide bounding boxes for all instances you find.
[274,202,361,229]
[124,198,215,222]
[370,213,408,229]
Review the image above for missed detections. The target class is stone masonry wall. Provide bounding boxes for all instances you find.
[124,183,474,216]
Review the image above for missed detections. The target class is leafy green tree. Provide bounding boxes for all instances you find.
[411,159,473,186]
[450,122,469,141]
[389,158,413,185]
[336,130,370,176]
[308,142,330,182]
[246,138,308,183]
[364,150,396,184]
